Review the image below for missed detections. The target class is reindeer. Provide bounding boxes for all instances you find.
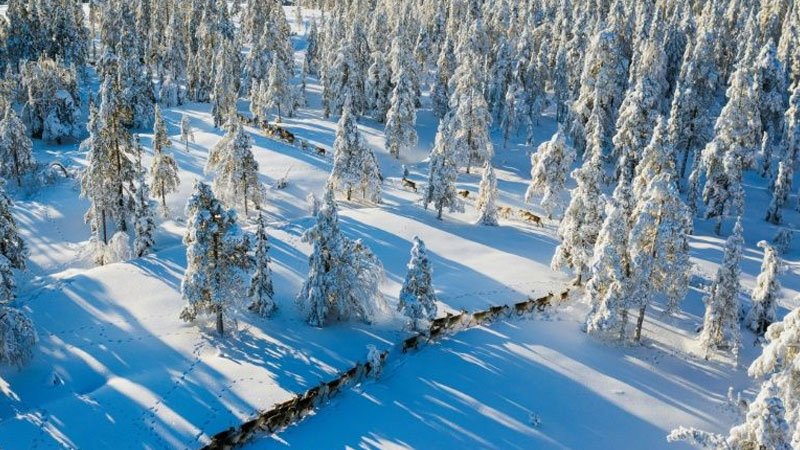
[470,309,492,325]
[489,304,510,319]
[402,334,423,352]
[498,206,514,219]
[279,128,296,143]
[458,189,470,199]
[535,293,553,311]
[237,419,260,443]
[401,177,418,192]
[560,290,569,302]
[518,209,544,227]
[315,146,327,156]
[444,310,467,328]
[325,375,346,396]
[514,298,536,316]
[206,427,237,450]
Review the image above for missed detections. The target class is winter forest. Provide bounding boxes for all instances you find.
[1,0,800,448]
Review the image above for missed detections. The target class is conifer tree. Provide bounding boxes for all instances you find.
[206,120,265,215]
[384,69,418,159]
[627,173,692,342]
[150,108,180,216]
[0,180,27,305]
[248,214,276,318]
[0,106,36,187]
[423,120,462,220]
[265,54,294,121]
[398,236,438,331]
[0,167,35,367]
[298,186,384,326]
[766,162,790,224]
[668,29,720,181]
[180,181,252,335]
[551,137,605,286]
[449,52,493,174]
[475,162,498,226]
[699,217,744,358]
[699,63,760,234]
[365,52,392,122]
[585,180,633,341]
[746,241,782,335]
[525,130,576,219]
[133,145,155,258]
[329,103,381,203]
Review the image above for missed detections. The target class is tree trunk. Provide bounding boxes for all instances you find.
[101,209,108,244]
[437,204,443,220]
[347,187,352,201]
[161,185,167,212]
[12,147,21,187]
[634,304,647,342]
[216,305,224,335]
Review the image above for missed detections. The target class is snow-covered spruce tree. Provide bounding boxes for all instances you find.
[180,114,195,152]
[632,117,674,200]
[297,185,384,326]
[133,150,155,258]
[150,107,180,216]
[0,180,27,305]
[365,51,392,122]
[627,173,692,342]
[766,162,790,224]
[0,106,36,187]
[525,129,576,219]
[585,169,635,333]
[431,36,456,120]
[551,137,605,286]
[475,162,499,226]
[746,241,782,335]
[265,54,294,121]
[569,22,630,155]
[449,51,493,174]
[206,120,265,216]
[80,76,137,263]
[180,181,252,336]
[669,379,792,449]
[384,69,418,160]
[755,40,787,162]
[0,305,38,368]
[19,58,82,144]
[248,214,276,318]
[668,29,720,181]
[398,236,438,331]
[329,102,381,203]
[211,39,240,129]
[423,119,462,220]
[699,217,744,359]
[785,85,800,166]
[699,63,760,235]
[612,42,668,183]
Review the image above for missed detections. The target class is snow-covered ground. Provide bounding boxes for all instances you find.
[2,7,800,450]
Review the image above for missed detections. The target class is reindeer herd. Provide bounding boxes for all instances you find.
[203,288,570,450]
[235,114,548,228]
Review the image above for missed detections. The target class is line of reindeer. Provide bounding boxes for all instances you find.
[201,288,570,450]
[234,114,547,229]
[236,113,330,158]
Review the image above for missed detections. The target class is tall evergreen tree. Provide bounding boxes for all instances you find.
[699,217,744,358]
[746,241,782,335]
[206,120,265,215]
[423,120,462,220]
[384,69,418,160]
[398,236,438,331]
[180,181,252,335]
[248,214,276,318]
[525,129,576,219]
[0,106,36,187]
[475,162,498,226]
[150,106,181,215]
